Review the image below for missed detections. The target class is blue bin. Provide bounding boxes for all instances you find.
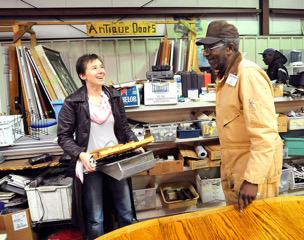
[177,128,201,139]
[51,99,64,120]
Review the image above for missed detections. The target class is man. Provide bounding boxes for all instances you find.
[260,48,289,84]
[196,20,283,211]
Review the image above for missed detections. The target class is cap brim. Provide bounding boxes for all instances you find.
[196,37,222,45]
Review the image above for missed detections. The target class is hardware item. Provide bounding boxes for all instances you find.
[146,70,173,80]
[28,153,52,165]
[152,65,170,71]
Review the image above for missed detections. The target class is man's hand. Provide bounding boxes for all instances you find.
[79,152,95,172]
[238,180,258,212]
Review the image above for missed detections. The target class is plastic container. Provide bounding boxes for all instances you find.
[160,182,199,209]
[51,99,64,120]
[25,181,72,222]
[100,151,155,180]
[149,124,177,142]
[0,115,23,147]
[200,120,218,138]
[133,182,157,211]
[290,170,304,190]
[290,50,302,64]
[279,168,291,192]
[288,116,304,130]
[177,127,201,139]
[196,170,225,203]
[283,130,304,156]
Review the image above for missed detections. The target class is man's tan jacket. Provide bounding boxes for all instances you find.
[216,52,283,205]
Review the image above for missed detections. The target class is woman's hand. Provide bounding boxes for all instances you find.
[136,147,145,153]
[79,152,96,172]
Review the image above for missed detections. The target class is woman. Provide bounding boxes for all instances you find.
[57,54,141,239]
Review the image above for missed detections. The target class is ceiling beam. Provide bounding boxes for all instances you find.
[0,8,261,17]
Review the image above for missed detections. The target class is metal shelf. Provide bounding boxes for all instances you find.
[126,96,304,113]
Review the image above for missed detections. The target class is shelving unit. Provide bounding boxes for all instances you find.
[127,97,304,219]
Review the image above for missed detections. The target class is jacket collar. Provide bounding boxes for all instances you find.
[218,51,242,84]
[69,85,119,103]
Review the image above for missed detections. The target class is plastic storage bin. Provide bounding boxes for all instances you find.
[133,182,157,211]
[279,168,291,192]
[0,115,23,147]
[288,116,304,130]
[25,181,72,222]
[177,127,201,139]
[282,130,304,156]
[149,124,177,142]
[290,170,304,190]
[196,169,225,204]
[200,120,218,138]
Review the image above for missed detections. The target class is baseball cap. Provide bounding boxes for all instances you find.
[196,20,239,46]
[259,48,275,55]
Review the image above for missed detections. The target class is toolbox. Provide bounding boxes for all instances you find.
[100,151,155,180]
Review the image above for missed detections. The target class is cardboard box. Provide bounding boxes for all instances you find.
[209,159,221,167]
[273,83,283,97]
[277,114,288,132]
[188,159,210,170]
[203,141,221,160]
[0,209,36,240]
[144,81,177,105]
[120,85,140,107]
[178,145,209,170]
[150,148,184,175]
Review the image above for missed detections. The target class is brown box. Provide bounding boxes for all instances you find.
[203,142,221,160]
[277,114,288,132]
[178,145,210,170]
[188,159,210,170]
[149,148,184,175]
[209,159,221,167]
[0,209,36,240]
[273,83,283,97]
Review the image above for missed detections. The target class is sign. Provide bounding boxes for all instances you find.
[144,81,177,105]
[87,22,157,36]
[121,85,140,107]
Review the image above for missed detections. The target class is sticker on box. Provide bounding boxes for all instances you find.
[12,211,28,231]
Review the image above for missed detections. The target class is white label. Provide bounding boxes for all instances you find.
[226,73,238,87]
[12,211,28,231]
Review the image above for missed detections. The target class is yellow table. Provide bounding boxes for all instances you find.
[97,196,304,240]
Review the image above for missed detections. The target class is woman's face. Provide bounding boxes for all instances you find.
[80,59,106,87]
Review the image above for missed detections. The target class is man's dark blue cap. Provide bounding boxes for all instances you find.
[259,48,275,55]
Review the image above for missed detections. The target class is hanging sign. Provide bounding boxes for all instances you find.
[87,22,157,36]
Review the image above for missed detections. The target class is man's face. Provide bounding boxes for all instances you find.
[202,42,228,72]
[263,54,274,65]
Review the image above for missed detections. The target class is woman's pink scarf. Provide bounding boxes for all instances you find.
[89,91,112,124]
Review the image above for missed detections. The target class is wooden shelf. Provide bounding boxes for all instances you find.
[0,156,62,171]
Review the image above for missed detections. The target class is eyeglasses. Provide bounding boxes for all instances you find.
[201,43,225,53]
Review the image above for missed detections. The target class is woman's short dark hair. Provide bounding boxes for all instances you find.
[76,54,103,85]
